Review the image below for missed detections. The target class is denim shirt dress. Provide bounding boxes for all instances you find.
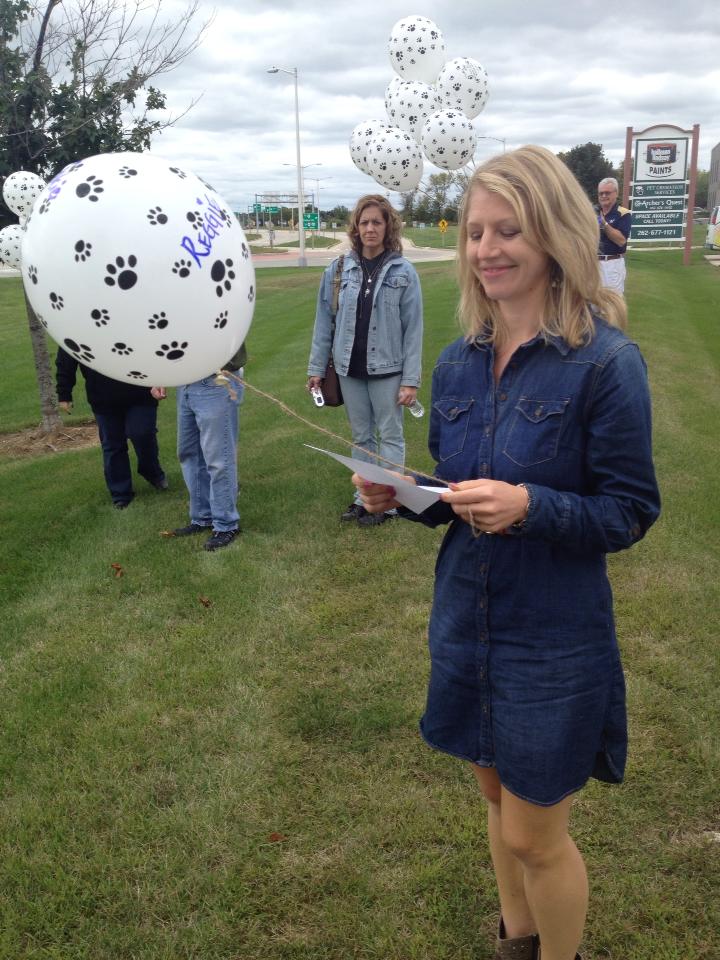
[407,319,660,806]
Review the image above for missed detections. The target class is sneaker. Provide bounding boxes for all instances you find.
[172,523,210,537]
[204,528,239,551]
[152,477,169,491]
[357,509,388,527]
[113,501,130,510]
[340,502,364,522]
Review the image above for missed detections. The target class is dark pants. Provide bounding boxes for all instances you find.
[94,405,164,505]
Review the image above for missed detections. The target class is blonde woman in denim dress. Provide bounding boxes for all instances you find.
[353,147,660,960]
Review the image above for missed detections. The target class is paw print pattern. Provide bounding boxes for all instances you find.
[240,242,249,260]
[247,285,254,303]
[64,338,94,363]
[91,308,110,327]
[49,292,64,310]
[75,175,104,201]
[148,311,168,329]
[147,206,168,225]
[38,313,48,329]
[27,265,38,285]
[172,259,192,278]
[156,341,188,361]
[111,342,133,355]
[186,210,203,231]
[211,258,236,298]
[128,370,148,380]
[169,166,187,179]
[105,255,138,290]
[119,166,138,179]
[74,240,93,262]
[214,311,228,329]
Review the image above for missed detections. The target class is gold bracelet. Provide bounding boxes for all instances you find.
[512,483,531,530]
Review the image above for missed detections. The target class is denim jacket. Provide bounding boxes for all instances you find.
[307,251,423,385]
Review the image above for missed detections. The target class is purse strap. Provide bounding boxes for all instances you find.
[330,255,344,320]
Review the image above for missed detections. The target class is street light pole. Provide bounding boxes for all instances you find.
[268,65,307,267]
[477,136,506,153]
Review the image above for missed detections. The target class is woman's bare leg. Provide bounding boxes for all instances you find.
[500,787,587,960]
[471,765,536,938]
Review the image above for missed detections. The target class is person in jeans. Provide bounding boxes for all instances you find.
[353,147,660,960]
[307,194,423,526]
[152,343,245,552]
[56,347,167,509]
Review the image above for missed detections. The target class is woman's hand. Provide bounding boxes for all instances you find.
[352,470,410,513]
[440,479,529,534]
[307,376,323,392]
[397,385,417,407]
[150,387,166,400]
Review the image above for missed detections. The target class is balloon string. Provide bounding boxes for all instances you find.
[216,371,442,485]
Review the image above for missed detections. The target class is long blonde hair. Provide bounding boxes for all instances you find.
[457,145,626,346]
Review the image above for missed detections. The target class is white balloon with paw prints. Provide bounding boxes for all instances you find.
[0,224,24,270]
[2,170,46,220]
[21,151,255,387]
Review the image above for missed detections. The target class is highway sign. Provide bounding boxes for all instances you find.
[303,212,319,229]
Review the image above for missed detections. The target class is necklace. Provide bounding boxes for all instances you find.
[361,253,385,297]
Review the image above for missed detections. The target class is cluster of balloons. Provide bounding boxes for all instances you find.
[349,15,490,193]
[0,153,255,386]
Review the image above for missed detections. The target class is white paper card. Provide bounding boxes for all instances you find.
[304,444,445,514]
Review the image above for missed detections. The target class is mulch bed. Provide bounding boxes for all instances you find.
[0,421,99,459]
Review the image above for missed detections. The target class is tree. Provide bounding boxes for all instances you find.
[0,0,209,432]
[412,172,463,224]
[558,142,615,200]
[694,170,709,210]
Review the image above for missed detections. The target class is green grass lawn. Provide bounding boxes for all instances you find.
[1,250,719,960]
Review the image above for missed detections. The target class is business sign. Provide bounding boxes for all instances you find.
[631,225,684,240]
[629,124,693,244]
[633,182,686,197]
[632,197,685,212]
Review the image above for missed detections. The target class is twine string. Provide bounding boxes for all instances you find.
[214,371,443,486]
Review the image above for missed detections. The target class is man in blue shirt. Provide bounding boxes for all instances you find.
[597,177,631,295]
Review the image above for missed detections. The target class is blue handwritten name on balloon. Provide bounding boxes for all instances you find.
[180,195,232,268]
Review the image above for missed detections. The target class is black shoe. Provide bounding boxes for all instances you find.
[152,477,169,490]
[340,502,365,521]
[357,509,388,527]
[204,528,239,551]
[172,523,210,537]
[113,501,130,510]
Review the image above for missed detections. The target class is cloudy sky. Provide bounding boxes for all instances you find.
[149,0,720,213]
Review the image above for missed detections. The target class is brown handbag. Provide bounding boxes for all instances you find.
[321,255,344,407]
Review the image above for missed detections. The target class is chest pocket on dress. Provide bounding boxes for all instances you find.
[503,397,569,467]
[433,398,474,461]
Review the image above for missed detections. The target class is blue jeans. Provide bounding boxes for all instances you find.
[94,404,164,505]
[339,374,405,505]
[177,374,243,532]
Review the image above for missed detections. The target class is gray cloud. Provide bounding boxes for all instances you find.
[149,0,720,212]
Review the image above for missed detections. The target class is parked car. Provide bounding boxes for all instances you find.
[706,205,720,250]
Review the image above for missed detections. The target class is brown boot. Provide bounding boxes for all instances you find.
[494,917,539,959]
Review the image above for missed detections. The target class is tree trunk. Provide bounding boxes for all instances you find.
[23,290,62,433]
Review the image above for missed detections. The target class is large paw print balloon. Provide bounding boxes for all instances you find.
[21,151,255,386]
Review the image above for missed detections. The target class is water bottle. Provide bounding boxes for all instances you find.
[408,398,424,418]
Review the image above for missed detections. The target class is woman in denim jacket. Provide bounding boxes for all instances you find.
[354,147,660,960]
[307,194,423,526]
